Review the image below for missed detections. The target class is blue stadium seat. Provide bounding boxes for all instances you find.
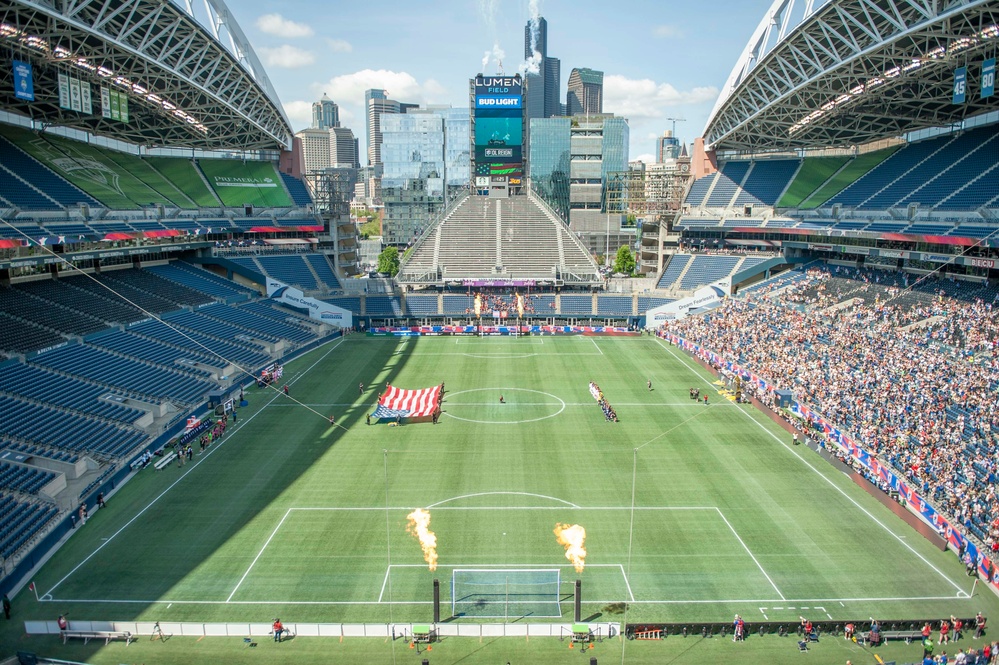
[279,173,313,207]
[656,254,692,289]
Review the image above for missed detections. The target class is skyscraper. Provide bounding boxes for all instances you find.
[523,16,561,120]
[330,127,358,168]
[656,130,681,162]
[312,93,340,130]
[365,89,417,170]
[566,68,603,116]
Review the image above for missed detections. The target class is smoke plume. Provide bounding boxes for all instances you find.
[554,523,587,573]
[406,509,438,571]
[520,0,542,75]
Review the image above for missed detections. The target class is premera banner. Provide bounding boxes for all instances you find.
[265,278,352,328]
[645,284,728,324]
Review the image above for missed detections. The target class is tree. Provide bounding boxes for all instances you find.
[377,246,400,276]
[612,245,636,275]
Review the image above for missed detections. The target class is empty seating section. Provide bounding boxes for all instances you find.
[777,157,849,208]
[365,297,403,317]
[197,159,293,208]
[0,393,145,458]
[0,362,146,423]
[303,254,341,290]
[101,150,199,209]
[865,222,908,233]
[737,257,769,274]
[906,223,954,235]
[228,256,263,275]
[437,198,498,278]
[323,297,361,313]
[734,160,800,206]
[559,295,593,314]
[6,442,77,464]
[237,300,312,328]
[145,261,250,298]
[0,496,58,559]
[637,297,675,312]
[952,225,998,238]
[684,174,716,207]
[939,166,999,210]
[0,163,59,209]
[32,343,212,405]
[0,285,106,336]
[596,296,632,316]
[24,275,144,325]
[799,147,900,209]
[678,255,741,290]
[500,197,560,277]
[705,162,751,207]
[100,269,213,307]
[165,309,277,345]
[896,130,999,208]
[145,158,221,207]
[89,330,217,374]
[255,255,318,290]
[559,226,601,275]
[828,136,952,207]
[280,173,313,207]
[129,319,268,369]
[77,273,181,315]
[405,296,439,315]
[200,303,316,343]
[656,254,692,289]
[0,312,66,353]
[860,131,985,209]
[442,295,473,314]
[0,461,55,494]
[0,133,97,208]
[532,295,556,314]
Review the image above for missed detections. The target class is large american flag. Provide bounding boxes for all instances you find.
[373,384,442,419]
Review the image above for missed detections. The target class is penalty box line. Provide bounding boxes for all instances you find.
[378,563,636,604]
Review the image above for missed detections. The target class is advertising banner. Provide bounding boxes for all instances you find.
[266,278,352,328]
[645,285,728,323]
[13,60,34,101]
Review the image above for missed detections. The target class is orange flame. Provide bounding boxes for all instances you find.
[554,523,586,573]
[406,508,438,571]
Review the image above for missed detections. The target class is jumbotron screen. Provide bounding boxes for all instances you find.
[473,75,523,181]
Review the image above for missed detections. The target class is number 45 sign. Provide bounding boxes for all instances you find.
[954,67,967,103]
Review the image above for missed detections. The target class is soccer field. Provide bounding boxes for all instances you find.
[9,334,996,662]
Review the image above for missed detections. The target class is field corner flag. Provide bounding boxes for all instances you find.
[29,581,38,600]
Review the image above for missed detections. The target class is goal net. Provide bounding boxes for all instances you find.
[451,568,562,618]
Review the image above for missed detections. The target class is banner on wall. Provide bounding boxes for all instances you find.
[265,278,352,329]
[13,60,34,101]
[645,284,728,324]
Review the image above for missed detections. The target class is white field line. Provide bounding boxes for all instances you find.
[591,338,603,355]
[41,594,968,607]
[714,507,785,601]
[226,508,293,602]
[618,563,636,602]
[287,506,719,511]
[657,338,967,596]
[41,337,348,598]
[425,491,581,508]
[377,567,391,603]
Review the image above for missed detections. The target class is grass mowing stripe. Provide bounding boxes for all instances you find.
[713,507,785,601]
[42,336,347,599]
[655,337,967,597]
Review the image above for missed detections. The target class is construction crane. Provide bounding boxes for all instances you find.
[664,117,686,135]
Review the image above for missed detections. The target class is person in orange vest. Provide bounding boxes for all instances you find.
[272,618,284,642]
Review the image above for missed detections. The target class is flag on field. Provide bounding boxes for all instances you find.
[29,582,35,591]
[372,384,442,419]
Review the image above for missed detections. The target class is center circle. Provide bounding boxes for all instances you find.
[443,388,566,424]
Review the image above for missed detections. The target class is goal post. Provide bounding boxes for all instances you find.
[451,568,563,618]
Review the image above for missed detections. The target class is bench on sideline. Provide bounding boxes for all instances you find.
[153,452,177,470]
[62,629,133,646]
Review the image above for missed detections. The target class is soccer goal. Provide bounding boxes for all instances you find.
[451,568,563,618]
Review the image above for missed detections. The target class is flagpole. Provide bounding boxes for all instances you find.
[31,581,38,601]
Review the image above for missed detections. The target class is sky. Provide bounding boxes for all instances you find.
[226,0,770,163]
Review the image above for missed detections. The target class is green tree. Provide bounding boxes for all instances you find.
[612,245,636,275]
[377,246,400,276]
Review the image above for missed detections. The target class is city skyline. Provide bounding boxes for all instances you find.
[231,0,766,162]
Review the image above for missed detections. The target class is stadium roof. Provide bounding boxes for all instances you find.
[0,0,293,151]
[704,0,999,152]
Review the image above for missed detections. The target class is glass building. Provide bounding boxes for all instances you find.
[529,115,630,258]
[380,107,469,246]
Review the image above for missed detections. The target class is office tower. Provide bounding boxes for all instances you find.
[566,68,603,116]
[312,93,339,130]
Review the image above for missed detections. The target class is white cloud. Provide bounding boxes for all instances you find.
[653,24,683,38]
[326,38,353,53]
[603,75,717,119]
[633,153,656,164]
[256,13,314,38]
[259,45,316,69]
[314,69,448,107]
[283,101,313,127]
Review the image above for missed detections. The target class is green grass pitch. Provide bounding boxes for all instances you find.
[4,334,997,664]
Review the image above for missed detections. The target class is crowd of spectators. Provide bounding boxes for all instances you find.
[465,292,547,316]
[661,264,999,562]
